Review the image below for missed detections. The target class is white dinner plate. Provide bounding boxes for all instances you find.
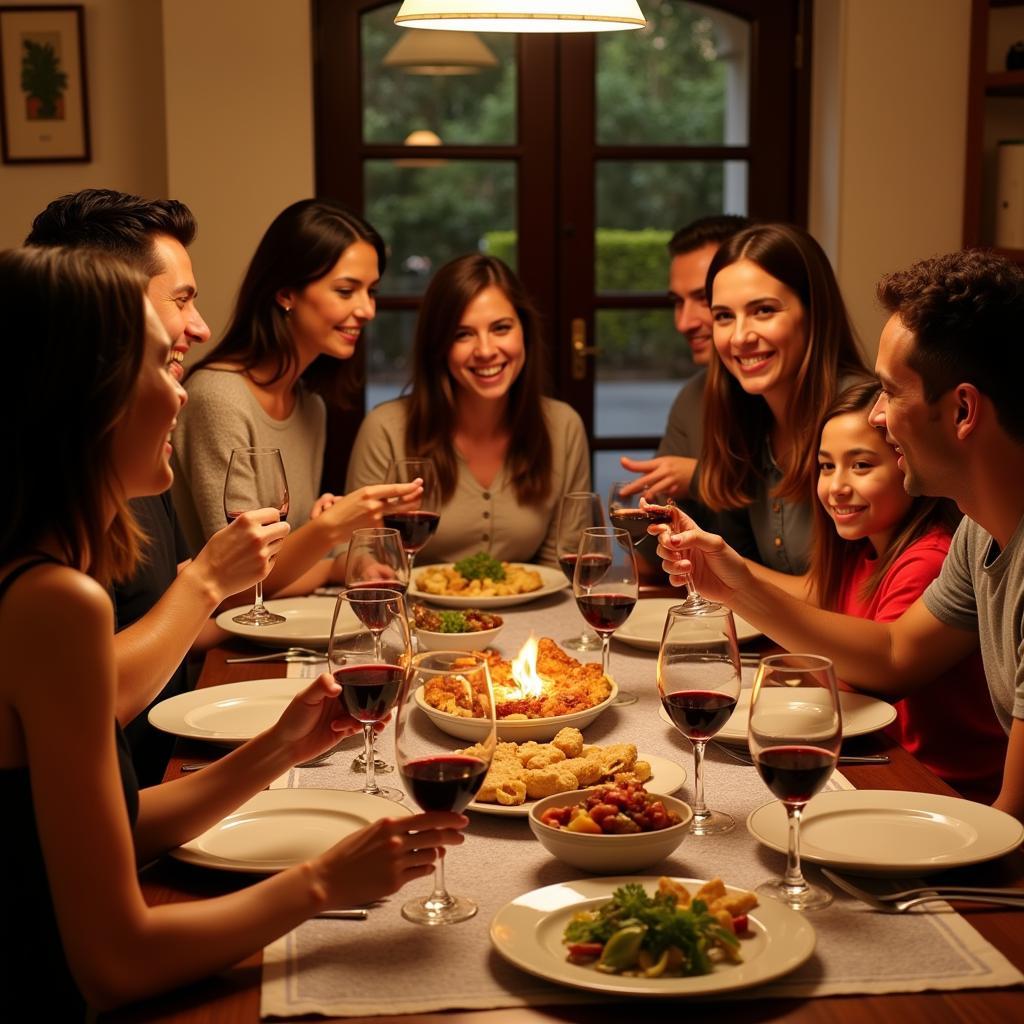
[468,752,687,818]
[615,598,761,652]
[149,677,307,746]
[409,563,568,609]
[658,688,898,746]
[747,789,1024,876]
[171,789,410,873]
[490,876,814,997]
[215,596,360,648]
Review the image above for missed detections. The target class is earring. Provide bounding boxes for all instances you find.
[281,305,292,315]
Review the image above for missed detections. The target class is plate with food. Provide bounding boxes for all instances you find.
[490,875,814,997]
[414,637,617,741]
[410,553,567,608]
[214,596,360,649]
[463,732,685,817]
[411,603,504,652]
[615,598,761,652]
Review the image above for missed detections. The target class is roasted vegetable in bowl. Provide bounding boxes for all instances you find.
[411,604,503,634]
[539,781,682,834]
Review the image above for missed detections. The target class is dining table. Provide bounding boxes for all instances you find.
[103,585,1024,1023]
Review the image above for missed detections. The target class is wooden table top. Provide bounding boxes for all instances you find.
[103,642,1024,1023]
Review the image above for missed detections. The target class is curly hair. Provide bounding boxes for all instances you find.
[2,246,148,584]
[876,249,1024,441]
[25,188,196,278]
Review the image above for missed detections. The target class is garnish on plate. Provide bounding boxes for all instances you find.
[412,604,503,634]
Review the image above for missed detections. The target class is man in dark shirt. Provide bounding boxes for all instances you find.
[27,190,289,784]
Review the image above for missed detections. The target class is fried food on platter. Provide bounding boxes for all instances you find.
[461,730,654,806]
[416,560,543,597]
[420,639,612,720]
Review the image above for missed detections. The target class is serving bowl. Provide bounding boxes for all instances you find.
[413,679,618,742]
[528,788,693,873]
[413,624,503,652]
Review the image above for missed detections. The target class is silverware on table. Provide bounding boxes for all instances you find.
[712,743,889,767]
[822,868,1024,912]
[226,647,327,664]
[315,909,368,920]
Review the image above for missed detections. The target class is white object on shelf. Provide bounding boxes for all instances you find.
[995,139,1024,249]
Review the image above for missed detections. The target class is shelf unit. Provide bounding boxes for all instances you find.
[963,0,1024,262]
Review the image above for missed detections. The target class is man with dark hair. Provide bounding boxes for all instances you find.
[656,249,1024,821]
[27,189,289,785]
[620,215,750,500]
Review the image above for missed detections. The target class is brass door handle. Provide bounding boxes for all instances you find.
[571,317,601,380]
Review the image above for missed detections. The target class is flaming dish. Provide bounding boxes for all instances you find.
[415,636,618,742]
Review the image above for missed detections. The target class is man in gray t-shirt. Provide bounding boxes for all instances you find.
[655,249,1024,822]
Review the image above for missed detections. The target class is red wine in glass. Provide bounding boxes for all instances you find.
[568,551,612,588]
[347,579,409,596]
[661,690,738,741]
[400,755,489,813]
[334,663,404,724]
[576,592,636,634]
[755,746,836,806]
[609,507,672,546]
[226,501,289,526]
[382,510,440,555]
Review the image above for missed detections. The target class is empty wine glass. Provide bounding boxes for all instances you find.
[607,480,674,546]
[657,602,741,835]
[749,654,841,910]
[573,526,639,706]
[556,491,605,652]
[327,588,410,802]
[223,446,289,625]
[396,651,496,925]
[385,457,441,575]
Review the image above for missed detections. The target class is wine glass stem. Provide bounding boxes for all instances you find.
[372,631,383,662]
[253,579,267,616]
[426,849,452,909]
[362,725,378,794]
[692,739,709,818]
[600,634,611,677]
[784,804,807,891]
[407,551,416,575]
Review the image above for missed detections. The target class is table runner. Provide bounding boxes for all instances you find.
[261,592,1022,1017]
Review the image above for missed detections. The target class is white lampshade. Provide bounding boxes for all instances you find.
[396,130,447,167]
[383,29,499,74]
[394,1,646,33]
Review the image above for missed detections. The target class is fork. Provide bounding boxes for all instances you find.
[822,868,1024,912]
[712,742,889,767]
[225,647,327,664]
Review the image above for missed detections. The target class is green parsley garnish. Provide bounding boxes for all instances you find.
[453,552,506,581]
[437,610,469,633]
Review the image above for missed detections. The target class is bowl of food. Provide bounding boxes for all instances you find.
[414,638,617,741]
[528,782,693,873]
[411,604,504,652]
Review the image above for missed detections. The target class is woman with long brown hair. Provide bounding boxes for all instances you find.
[346,253,590,566]
[0,245,466,1018]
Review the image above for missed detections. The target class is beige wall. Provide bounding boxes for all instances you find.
[809,0,972,359]
[0,0,167,247]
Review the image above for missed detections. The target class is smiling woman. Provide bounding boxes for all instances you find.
[171,199,426,596]
[347,254,591,567]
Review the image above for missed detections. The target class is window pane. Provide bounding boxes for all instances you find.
[595,160,748,293]
[365,160,517,295]
[596,1,750,146]
[362,3,516,146]
[365,309,417,411]
[594,309,695,439]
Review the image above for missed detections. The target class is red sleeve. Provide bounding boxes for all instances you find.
[871,538,950,624]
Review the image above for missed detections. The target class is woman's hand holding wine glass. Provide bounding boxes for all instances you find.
[657,603,741,835]
[223,446,290,625]
[749,654,841,910]
[395,651,496,926]
[327,588,410,802]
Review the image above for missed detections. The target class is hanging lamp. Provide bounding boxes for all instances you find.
[394,1,646,34]
[383,29,499,74]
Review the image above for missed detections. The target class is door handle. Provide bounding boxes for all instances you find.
[571,317,601,381]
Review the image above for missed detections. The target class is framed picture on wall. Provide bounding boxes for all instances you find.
[0,5,89,163]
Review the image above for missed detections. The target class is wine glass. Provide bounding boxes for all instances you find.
[223,446,289,625]
[385,457,441,575]
[573,526,639,706]
[327,588,410,802]
[345,528,409,776]
[556,491,605,652]
[608,480,674,546]
[749,654,841,910]
[657,602,741,835]
[396,651,496,925]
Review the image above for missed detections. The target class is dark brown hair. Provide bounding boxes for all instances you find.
[877,249,1024,441]
[191,198,386,408]
[404,254,552,504]
[2,246,148,584]
[667,214,751,257]
[811,380,961,611]
[699,223,868,509]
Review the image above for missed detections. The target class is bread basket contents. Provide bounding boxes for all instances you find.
[563,877,758,976]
